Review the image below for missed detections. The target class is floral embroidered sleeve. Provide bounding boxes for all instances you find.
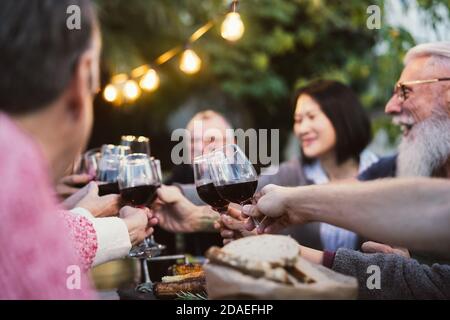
[69,207,131,268]
[60,211,98,271]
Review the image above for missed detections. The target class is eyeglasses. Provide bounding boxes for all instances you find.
[394,77,450,102]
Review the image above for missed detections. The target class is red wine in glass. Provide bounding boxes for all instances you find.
[98,182,120,196]
[120,184,158,206]
[209,144,265,227]
[194,154,230,214]
[196,182,230,213]
[97,168,120,196]
[215,180,258,205]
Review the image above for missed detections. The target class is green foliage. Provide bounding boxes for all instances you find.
[91,0,449,161]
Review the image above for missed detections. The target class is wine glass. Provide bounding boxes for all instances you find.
[101,144,130,157]
[143,157,166,251]
[121,134,163,252]
[209,144,264,227]
[150,157,162,184]
[83,148,101,178]
[121,135,151,155]
[72,148,101,187]
[97,154,122,196]
[194,154,230,214]
[119,154,163,256]
[118,154,159,207]
[96,146,130,196]
[118,153,162,292]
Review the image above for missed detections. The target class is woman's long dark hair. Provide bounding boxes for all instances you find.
[294,80,372,165]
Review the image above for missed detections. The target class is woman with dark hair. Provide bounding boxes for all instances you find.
[218,80,378,251]
[295,80,372,168]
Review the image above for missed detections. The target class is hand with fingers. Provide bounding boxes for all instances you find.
[120,206,158,246]
[154,185,217,233]
[241,184,304,234]
[362,241,410,258]
[213,207,257,245]
[68,181,121,217]
[56,173,94,199]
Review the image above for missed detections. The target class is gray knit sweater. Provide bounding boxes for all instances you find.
[333,248,450,299]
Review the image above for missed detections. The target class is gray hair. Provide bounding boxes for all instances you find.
[404,42,450,71]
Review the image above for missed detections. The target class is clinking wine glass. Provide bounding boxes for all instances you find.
[121,135,151,155]
[144,157,165,250]
[209,144,264,227]
[120,135,164,250]
[96,144,130,196]
[97,155,122,196]
[72,148,101,187]
[101,144,131,157]
[119,154,163,256]
[83,148,101,178]
[194,154,230,214]
[118,153,162,292]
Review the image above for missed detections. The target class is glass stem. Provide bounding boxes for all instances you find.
[140,258,152,285]
[147,235,156,245]
[243,197,263,228]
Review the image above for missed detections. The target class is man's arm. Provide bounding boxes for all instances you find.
[244,178,450,257]
[331,248,450,299]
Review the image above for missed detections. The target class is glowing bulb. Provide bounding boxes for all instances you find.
[123,80,141,101]
[179,49,201,74]
[139,68,160,92]
[221,12,244,41]
[103,84,118,102]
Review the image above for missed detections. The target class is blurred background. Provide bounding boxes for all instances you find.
[89,0,450,291]
[90,0,450,172]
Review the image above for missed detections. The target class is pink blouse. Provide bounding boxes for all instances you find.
[0,113,95,299]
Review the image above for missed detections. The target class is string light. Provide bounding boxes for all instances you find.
[103,1,246,104]
[221,1,244,42]
[179,48,202,74]
[103,84,118,102]
[140,68,160,92]
[123,79,141,101]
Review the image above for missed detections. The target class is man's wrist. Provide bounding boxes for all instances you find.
[190,206,219,233]
[285,186,316,224]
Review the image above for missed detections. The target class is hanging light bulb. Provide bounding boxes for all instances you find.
[221,12,244,41]
[103,84,118,102]
[123,79,141,101]
[179,48,202,74]
[221,1,244,41]
[139,68,160,92]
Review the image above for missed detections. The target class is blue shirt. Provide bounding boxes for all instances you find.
[304,150,380,251]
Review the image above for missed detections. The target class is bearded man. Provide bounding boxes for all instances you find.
[241,42,450,299]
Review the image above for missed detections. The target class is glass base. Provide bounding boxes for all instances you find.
[136,282,153,293]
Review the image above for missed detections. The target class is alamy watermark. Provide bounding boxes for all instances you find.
[66,5,81,30]
[366,265,381,290]
[66,4,382,31]
[170,120,280,176]
[66,265,82,290]
[367,5,382,30]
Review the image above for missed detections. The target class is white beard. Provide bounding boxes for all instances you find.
[397,113,450,177]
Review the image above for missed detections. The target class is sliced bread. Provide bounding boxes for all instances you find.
[221,234,300,267]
